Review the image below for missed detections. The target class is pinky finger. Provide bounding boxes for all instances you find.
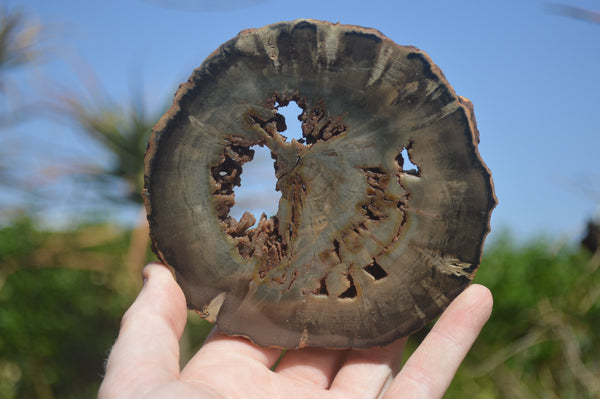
[383,284,493,399]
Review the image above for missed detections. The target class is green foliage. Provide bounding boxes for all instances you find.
[1,219,599,398]
[0,219,138,399]
[0,219,213,399]
[442,235,600,398]
[0,217,49,271]
[0,268,123,399]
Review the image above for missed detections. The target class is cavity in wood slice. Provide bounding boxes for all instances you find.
[143,19,497,349]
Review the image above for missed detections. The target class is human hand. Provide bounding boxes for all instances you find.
[99,263,492,399]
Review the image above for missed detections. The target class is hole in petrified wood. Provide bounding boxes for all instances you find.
[338,274,357,299]
[396,142,420,176]
[362,204,386,221]
[363,167,389,190]
[312,277,329,296]
[360,167,391,222]
[210,140,285,270]
[333,239,341,260]
[300,99,348,145]
[363,260,388,280]
[229,145,280,225]
[210,149,247,196]
[276,100,305,143]
[211,141,255,219]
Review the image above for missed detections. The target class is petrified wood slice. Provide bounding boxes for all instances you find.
[143,19,497,348]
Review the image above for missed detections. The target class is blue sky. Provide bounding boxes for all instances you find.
[5,0,600,241]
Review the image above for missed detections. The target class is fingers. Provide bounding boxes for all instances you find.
[275,347,349,389]
[383,284,493,399]
[329,337,407,399]
[182,329,283,376]
[99,263,187,398]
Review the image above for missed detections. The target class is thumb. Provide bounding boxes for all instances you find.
[99,263,187,398]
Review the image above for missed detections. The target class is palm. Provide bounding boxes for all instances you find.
[170,335,405,399]
[99,264,492,399]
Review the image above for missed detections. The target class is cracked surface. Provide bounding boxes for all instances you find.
[143,19,497,348]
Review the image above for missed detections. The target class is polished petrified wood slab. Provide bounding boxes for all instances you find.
[143,19,497,348]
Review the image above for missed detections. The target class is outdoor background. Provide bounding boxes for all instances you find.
[1,0,599,397]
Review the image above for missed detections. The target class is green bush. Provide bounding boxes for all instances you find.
[0,220,128,398]
[443,234,600,398]
[0,220,598,398]
[0,268,123,399]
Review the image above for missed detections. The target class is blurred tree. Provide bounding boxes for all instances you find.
[53,85,157,206]
[0,8,41,101]
[0,219,137,399]
[0,6,155,225]
[50,80,167,277]
[0,7,43,211]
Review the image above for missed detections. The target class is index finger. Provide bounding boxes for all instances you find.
[384,284,493,399]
